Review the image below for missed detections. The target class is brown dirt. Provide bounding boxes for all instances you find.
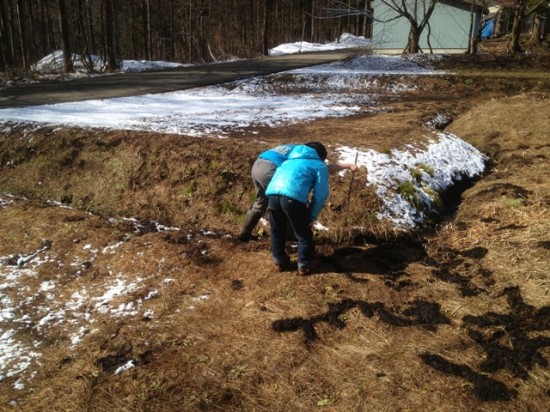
[0,46,549,411]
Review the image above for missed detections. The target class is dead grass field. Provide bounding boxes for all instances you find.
[0,47,549,411]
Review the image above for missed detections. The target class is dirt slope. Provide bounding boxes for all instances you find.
[0,52,549,411]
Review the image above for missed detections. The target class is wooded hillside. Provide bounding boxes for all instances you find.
[0,0,372,72]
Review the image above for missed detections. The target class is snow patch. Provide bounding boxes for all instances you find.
[337,132,487,229]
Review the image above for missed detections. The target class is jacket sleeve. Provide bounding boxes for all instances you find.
[309,164,330,220]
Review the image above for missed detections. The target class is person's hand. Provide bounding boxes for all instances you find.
[328,162,363,175]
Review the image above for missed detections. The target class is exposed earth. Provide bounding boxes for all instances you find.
[0,43,549,411]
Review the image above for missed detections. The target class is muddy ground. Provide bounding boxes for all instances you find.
[0,45,549,411]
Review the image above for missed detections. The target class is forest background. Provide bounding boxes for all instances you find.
[1,0,373,73]
[2,0,548,75]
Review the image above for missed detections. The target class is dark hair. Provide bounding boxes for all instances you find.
[305,141,327,161]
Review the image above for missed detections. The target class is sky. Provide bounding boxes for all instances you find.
[0,35,487,393]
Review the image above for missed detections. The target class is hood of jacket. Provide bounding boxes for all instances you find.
[287,145,321,161]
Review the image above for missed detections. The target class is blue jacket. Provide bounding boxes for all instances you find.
[266,145,329,220]
[258,144,296,167]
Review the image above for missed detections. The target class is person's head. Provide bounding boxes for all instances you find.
[305,141,327,161]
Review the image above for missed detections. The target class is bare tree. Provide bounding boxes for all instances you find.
[58,0,73,72]
[321,0,373,21]
[527,12,544,45]
[507,0,546,53]
[263,0,275,55]
[15,0,29,69]
[311,0,374,41]
[142,0,151,60]
[0,0,14,71]
[77,0,94,71]
[467,0,489,55]
[3,0,384,72]
[104,0,119,71]
[381,0,438,53]
[322,0,438,52]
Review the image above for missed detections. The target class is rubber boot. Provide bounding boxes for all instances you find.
[237,210,263,241]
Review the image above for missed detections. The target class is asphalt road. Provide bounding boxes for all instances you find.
[0,50,357,109]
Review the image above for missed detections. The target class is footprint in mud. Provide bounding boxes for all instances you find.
[326,241,426,275]
[472,182,532,203]
[420,353,517,402]
[427,246,494,297]
[463,286,550,380]
[272,298,449,342]
[422,286,550,402]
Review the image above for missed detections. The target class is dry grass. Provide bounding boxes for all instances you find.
[0,52,549,411]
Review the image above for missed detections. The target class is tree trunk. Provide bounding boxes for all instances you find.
[129,1,136,57]
[169,0,175,60]
[104,0,119,71]
[15,0,28,69]
[38,0,51,58]
[362,0,371,38]
[467,0,478,55]
[404,24,420,53]
[142,0,151,60]
[77,0,94,71]
[155,0,161,60]
[395,0,438,54]
[199,1,211,61]
[507,1,526,53]
[527,14,543,45]
[263,0,274,55]
[86,0,96,57]
[0,0,12,70]
[58,0,73,72]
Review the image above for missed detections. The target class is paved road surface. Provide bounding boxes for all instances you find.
[0,50,357,109]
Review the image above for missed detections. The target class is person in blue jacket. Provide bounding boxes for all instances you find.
[238,143,357,242]
[265,142,329,275]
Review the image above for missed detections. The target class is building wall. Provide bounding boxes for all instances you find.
[372,0,482,53]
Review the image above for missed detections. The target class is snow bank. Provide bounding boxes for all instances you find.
[337,132,488,229]
[270,33,371,55]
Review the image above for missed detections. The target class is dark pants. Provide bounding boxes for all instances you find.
[268,195,315,271]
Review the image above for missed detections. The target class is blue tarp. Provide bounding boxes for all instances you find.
[481,19,495,39]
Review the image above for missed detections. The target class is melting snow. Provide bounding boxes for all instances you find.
[337,132,487,228]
